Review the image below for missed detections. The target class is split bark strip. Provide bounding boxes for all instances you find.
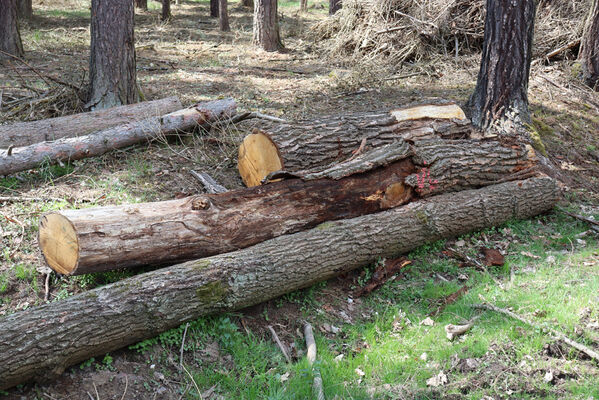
[0,96,182,148]
[304,323,325,400]
[473,303,599,362]
[0,99,236,177]
[0,177,557,389]
[268,326,292,363]
[189,170,227,193]
[238,102,471,186]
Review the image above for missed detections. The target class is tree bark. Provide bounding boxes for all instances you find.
[161,0,171,21]
[219,0,230,31]
[39,139,538,275]
[210,0,219,17]
[17,0,33,19]
[329,0,341,15]
[0,99,236,177]
[580,0,599,90]
[0,96,182,148]
[300,0,307,12]
[466,0,536,131]
[88,0,138,110]
[134,0,148,11]
[253,0,283,51]
[0,0,24,60]
[0,176,558,390]
[237,102,471,186]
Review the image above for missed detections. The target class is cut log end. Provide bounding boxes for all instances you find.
[238,131,283,187]
[390,103,466,123]
[39,213,79,275]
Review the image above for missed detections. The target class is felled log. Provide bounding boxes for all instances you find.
[0,96,182,148]
[39,139,536,275]
[0,176,558,390]
[0,99,236,176]
[237,102,472,186]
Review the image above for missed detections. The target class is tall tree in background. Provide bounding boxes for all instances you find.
[88,0,138,109]
[253,0,283,51]
[135,0,148,11]
[210,0,219,17]
[161,0,171,21]
[580,0,599,90]
[466,0,536,132]
[329,0,341,15]
[17,0,33,19]
[219,0,230,31]
[0,0,24,59]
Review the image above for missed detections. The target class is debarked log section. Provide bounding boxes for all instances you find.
[0,96,183,148]
[0,99,236,177]
[0,177,558,390]
[238,102,472,186]
[39,139,536,275]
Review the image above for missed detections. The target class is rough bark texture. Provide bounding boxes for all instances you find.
[17,0,33,19]
[40,139,538,275]
[466,0,536,131]
[219,0,230,31]
[0,176,558,390]
[210,0,219,17]
[253,0,283,51]
[0,96,182,148]
[0,99,236,176]
[161,0,171,21]
[238,103,472,186]
[0,0,24,60]
[88,0,138,110]
[580,0,599,90]
[300,0,307,12]
[135,0,148,11]
[329,0,341,15]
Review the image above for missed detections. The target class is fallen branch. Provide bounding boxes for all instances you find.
[190,170,227,194]
[268,325,292,364]
[444,315,480,340]
[544,38,581,61]
[304,323,325,400]
[559,208,599,232]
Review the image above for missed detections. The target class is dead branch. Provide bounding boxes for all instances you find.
[304,323,325,400]
[268,325,292,364]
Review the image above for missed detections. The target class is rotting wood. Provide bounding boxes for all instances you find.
[0,176,558,390]
[0,96,182,148]
[0,99,236,177]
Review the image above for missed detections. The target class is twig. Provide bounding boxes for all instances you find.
[119,375,128,400]
[544,38,581,61]
[213,111,288,127]
[0,196,66,203]
[304,323,325,400]
[180,322,189,368]
[92,382,100,400]
[268,325,292,363]
[559,208,599,228]
[472,303,599,362]
[181,363,203,400]
[44,272,51,302]
[190,170,227,194]
[383,72,428,81]
[445,315,480,340]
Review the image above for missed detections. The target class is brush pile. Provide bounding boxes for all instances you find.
[312,0,588,65]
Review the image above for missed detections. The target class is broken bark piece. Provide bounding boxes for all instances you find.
[354,257,410,298]
[0,176,558,389]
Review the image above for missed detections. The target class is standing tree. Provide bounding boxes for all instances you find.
[329,0,341,15]
[135,0,148,11]
[210,0,219,17]
[219,0,230,31]
[0,0,24,59]
[253,0,283,51]
[17,0,33,19]
[88,0,138,110]
[300,0,307,12]
[580,0,599,90]
[466,0,536,132]
[161,0,171,21]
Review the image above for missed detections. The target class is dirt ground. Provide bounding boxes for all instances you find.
[1,0,599,398]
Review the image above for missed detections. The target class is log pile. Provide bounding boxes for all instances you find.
[0,101,559,390]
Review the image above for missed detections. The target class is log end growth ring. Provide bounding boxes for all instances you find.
[238,131,283,187]
[390,103,466,122]
[39,213,79,275]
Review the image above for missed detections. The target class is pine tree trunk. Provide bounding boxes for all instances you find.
[210,0,219,17]
[135,0,147,11]
[300,0,307,12]
[329,0,341,15]
[0,0,24,59]
[219,0,230,31]
[17,0,33,19]
[253,0,283,51]
[161,0,171,21]
[466,0,536,131]
[88,0,138,110]
[580,0,599,90]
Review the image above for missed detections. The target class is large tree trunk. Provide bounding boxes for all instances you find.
[237,102,471,186]
[88,0,138,110]
[161,0,171,21]
[0,0,24,60]
[134,0,148,11]
[0,176,558,390]
[0,96,182,148]
[17,0,33,19]
[39,139,537,275]
[0,99,236,177]
[580,0,599,90]
[253,0,283,52]
[466,0,536,131]
[219,0,230,31]
[329,0,341,15]
[210,0,219,17]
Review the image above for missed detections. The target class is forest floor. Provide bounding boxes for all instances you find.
[1,0,599,399]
